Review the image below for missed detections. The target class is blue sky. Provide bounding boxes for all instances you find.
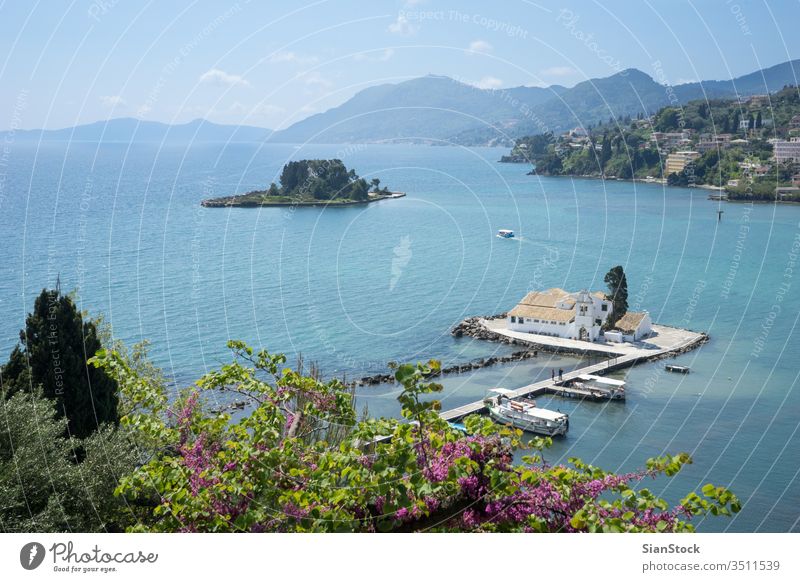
[1,0,798,130]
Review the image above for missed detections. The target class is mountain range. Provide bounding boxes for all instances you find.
[3,117,271,143]
[5,59,799,146]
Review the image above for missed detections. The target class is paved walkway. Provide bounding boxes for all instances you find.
[481,319,703,358]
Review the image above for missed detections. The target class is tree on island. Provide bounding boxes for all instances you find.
[270,159,371,202]
[604,265,629,326]
[1,287,118,438]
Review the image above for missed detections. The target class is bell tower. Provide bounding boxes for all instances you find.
[574,289,595,341]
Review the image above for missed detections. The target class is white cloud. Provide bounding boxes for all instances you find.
[354,48,395,62]
[268,51,318,65]
[474,76,503,89]
[199,68,250,87]
[388,14,417,35]
[467,40,493,55]
[540,66,576,77]
[299,71,333,89]
[99,95,126,108]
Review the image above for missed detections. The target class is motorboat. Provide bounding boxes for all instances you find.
[483,388,568,436]
[497,229,515,239]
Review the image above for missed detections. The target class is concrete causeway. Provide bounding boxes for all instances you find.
[439,320,707,422]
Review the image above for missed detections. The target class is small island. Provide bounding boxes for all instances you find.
[201,159,405,207]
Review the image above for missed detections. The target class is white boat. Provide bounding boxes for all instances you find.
[483,388,569,436]
[571,374,626,400]
[497,229,515,239]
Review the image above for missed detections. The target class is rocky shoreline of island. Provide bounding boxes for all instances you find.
[201,190,405,208]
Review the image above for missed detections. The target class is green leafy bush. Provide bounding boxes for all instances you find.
[90,341,740,533]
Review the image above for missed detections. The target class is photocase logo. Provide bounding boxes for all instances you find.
[390,235,412,291]
[20,542,46,570]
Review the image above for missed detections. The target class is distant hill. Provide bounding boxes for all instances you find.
[270,75,566,144]
[6,60,799,146]
[271,59,800,145]
[3,118,271,143]
[506,69,671,137]
[674,59,800,101]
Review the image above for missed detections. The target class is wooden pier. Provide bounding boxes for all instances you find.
[439,326,706,423]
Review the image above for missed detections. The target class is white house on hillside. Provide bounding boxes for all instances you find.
[506,288,652,343]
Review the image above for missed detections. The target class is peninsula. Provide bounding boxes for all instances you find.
[501,86,800,202]
[201,159,405,207]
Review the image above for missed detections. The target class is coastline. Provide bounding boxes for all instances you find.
[516,170,800,203]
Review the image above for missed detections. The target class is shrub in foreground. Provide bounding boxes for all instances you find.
[91,341,739,532]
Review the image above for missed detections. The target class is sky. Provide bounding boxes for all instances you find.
[0,0,798,131]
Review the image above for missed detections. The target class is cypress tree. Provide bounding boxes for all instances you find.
[604,266,629,325]
[600,134,612,172]
[1,288,118,438]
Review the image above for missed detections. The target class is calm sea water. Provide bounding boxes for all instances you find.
[1,141,798,532]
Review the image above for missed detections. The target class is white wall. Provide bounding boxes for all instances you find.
[635,313,653,340]
[507,316,573,338]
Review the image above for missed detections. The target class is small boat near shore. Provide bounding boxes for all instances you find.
[665,364,691,374]
[484,388,569,436]
[497,229,515,239]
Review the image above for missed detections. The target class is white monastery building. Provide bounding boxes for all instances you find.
[506,288,652,343]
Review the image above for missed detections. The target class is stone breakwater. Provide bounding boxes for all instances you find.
[451,314,615,358]
[646,332,710,360]
[351,347,541,387]
[450,314,509,342]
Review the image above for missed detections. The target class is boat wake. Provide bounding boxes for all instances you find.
[496,234,554,250]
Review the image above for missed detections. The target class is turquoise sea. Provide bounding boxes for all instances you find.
[1,141,798,532]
